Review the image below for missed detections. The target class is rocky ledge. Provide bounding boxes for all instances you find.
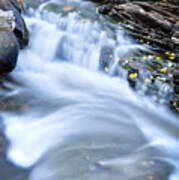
[98,0,179,51]
[0,0,28,74]
[96,0,179,112]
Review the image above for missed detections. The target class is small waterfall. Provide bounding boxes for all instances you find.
[1,1,178,180]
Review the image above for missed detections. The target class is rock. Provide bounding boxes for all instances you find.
[0,31,19,73]
[172,66,179,111]
[0,10,15,31]
[98,1,179,51]
[0,0,29,48]
[0,0,29,73]
[99,46,114,71]
[97,0,179,112]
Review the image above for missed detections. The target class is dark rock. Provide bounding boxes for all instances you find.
[0,31,19,73]
[173,69,179,80]
[98,5,111,14]
[172,67,179,111]
[173,68,179,87]
[0,0,29,74]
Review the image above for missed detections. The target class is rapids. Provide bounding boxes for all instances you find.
[0,0,178,180]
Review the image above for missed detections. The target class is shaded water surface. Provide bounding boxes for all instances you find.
[0,0,179,180]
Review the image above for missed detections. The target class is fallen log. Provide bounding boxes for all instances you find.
[0,10,15,31]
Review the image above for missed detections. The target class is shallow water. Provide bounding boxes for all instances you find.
[0,0,179,180]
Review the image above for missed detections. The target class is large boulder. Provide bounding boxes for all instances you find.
[0,0,29,74]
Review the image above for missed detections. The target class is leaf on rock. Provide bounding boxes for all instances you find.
[129,73,137,79]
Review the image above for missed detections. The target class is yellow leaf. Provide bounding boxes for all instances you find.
[170,52,175,57]
[63,6,74,12]
[169,56,175,60]
[109,55,113,59]
[145,78,150,83]
[129,73,137,79]
[156,56,161,60]
[164,51,169,55]
[160,67,168,73]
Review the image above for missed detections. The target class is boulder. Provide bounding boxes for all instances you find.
[0,0,29,74]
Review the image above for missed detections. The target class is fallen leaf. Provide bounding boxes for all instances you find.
[129,73,137,79]
[63,6,74,12]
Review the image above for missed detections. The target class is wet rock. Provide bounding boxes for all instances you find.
[0,31,19,73]
[0,0,29,48]
[97,0,179,112]
[99,46,114,71]
[173,67,179,107]
[98,1,179,51]
[98,4,111,14]
[0,0,29,74]
[0,10,15,31]
[173,69,179,84]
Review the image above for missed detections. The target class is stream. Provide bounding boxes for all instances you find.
[0,0,179,180]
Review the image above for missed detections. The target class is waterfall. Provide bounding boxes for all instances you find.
[1,1,178,180]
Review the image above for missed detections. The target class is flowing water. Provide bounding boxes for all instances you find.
[0,0,179,180]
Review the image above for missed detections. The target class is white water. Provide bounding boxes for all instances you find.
[1,2,179,180]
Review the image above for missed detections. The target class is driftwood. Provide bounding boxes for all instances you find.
[0,10,15,31]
